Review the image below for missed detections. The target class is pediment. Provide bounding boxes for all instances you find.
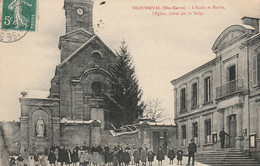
[218,31,244,48]
[212,25,249,53]
[58,35,116,67]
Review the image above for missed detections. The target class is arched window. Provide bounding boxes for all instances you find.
[180,88,186,111]
[91,81,102,96]
[204,77,211,103]
[92,52,101,63]
[191,83,198,107]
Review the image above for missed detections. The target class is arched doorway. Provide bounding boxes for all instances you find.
[227,114,237,148]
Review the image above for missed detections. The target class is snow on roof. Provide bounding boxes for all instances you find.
[58,35,97,67]
[60,118,101,124]
[139,118,175,126]
[239,24,255,30]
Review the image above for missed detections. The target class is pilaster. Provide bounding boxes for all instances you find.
[52,117,60,145]
[20,117,28,153]
[90,120,101,146]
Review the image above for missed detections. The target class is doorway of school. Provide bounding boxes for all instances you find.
[227,114,237,148]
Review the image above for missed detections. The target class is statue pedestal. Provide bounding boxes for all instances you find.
[33,137,48,154]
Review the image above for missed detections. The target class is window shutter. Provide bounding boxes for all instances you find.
[253,55,257,86]
[257,54,260,85]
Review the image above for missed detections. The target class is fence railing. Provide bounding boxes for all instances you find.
[216,79,244,99]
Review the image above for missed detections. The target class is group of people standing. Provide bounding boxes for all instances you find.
[46,143,187,166]
[9,141,197,166]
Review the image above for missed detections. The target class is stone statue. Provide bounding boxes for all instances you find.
[36,117,44,137]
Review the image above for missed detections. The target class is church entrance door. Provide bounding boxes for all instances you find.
[228,115,237,148]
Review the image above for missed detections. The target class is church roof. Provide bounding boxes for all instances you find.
[57,34,116,68]
[58,34,97,67]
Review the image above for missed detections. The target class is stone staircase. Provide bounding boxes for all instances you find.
[195,149,259,166]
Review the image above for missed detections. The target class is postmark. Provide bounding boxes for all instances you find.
[0,30,26,42]
[1,0,37,32]
[0,1,27,43]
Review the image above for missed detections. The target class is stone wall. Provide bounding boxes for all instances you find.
[118,133,139,147]
[0,121,20,155]
[60,123,90,149]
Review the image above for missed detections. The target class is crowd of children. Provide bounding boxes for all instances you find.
[9,143,184,166]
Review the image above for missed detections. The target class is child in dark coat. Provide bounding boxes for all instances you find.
[176,149,183,165]
[118,147,124,166]
[147,150,154,166]
[71,149,79,166]
[133,148,140,166]
[123,149,131,166]
[167,147,175,165]
[156,147,164,165]
[108,152,113,166]
[48,150,56,166]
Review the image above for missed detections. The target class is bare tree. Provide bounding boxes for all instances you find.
[143,98,168,122]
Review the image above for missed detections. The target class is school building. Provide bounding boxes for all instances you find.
[171,16,260,161]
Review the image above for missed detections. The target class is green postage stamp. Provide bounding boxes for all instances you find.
[1,0,37,31]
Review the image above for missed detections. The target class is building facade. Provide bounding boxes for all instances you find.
[171,17,260,160]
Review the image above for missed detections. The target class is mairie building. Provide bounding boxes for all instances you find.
[171,17,260,161]
[0,0,176,155]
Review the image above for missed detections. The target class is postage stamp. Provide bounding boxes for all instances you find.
[1,0,37,32]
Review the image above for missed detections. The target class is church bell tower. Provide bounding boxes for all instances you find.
[64,0,93,33]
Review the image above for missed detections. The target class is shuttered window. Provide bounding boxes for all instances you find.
[253,54,260,86]
[253,55,257,86]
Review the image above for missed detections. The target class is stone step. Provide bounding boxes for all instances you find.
[199,160,259,164]
[195,149,260,166]
[195,155,248,158]
[196,157,252,160]
[210,164,260,166]
[196,158,256,161]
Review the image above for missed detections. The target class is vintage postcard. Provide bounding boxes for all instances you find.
[0,0,260,165]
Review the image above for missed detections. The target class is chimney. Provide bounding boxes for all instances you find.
[241,16,260,33]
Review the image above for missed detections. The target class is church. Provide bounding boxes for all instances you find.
[0,0,176,155]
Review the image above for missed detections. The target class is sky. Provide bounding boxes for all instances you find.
[0,0,260,121]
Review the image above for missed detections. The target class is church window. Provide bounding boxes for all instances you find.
[204,77,211,103]
[253,53,260,86]
[92,52,102,63]
[181,125,186,146]
[205,119,211,143]
[180,88,186,111]
[191,83,198,107]
[91,81,102,96]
